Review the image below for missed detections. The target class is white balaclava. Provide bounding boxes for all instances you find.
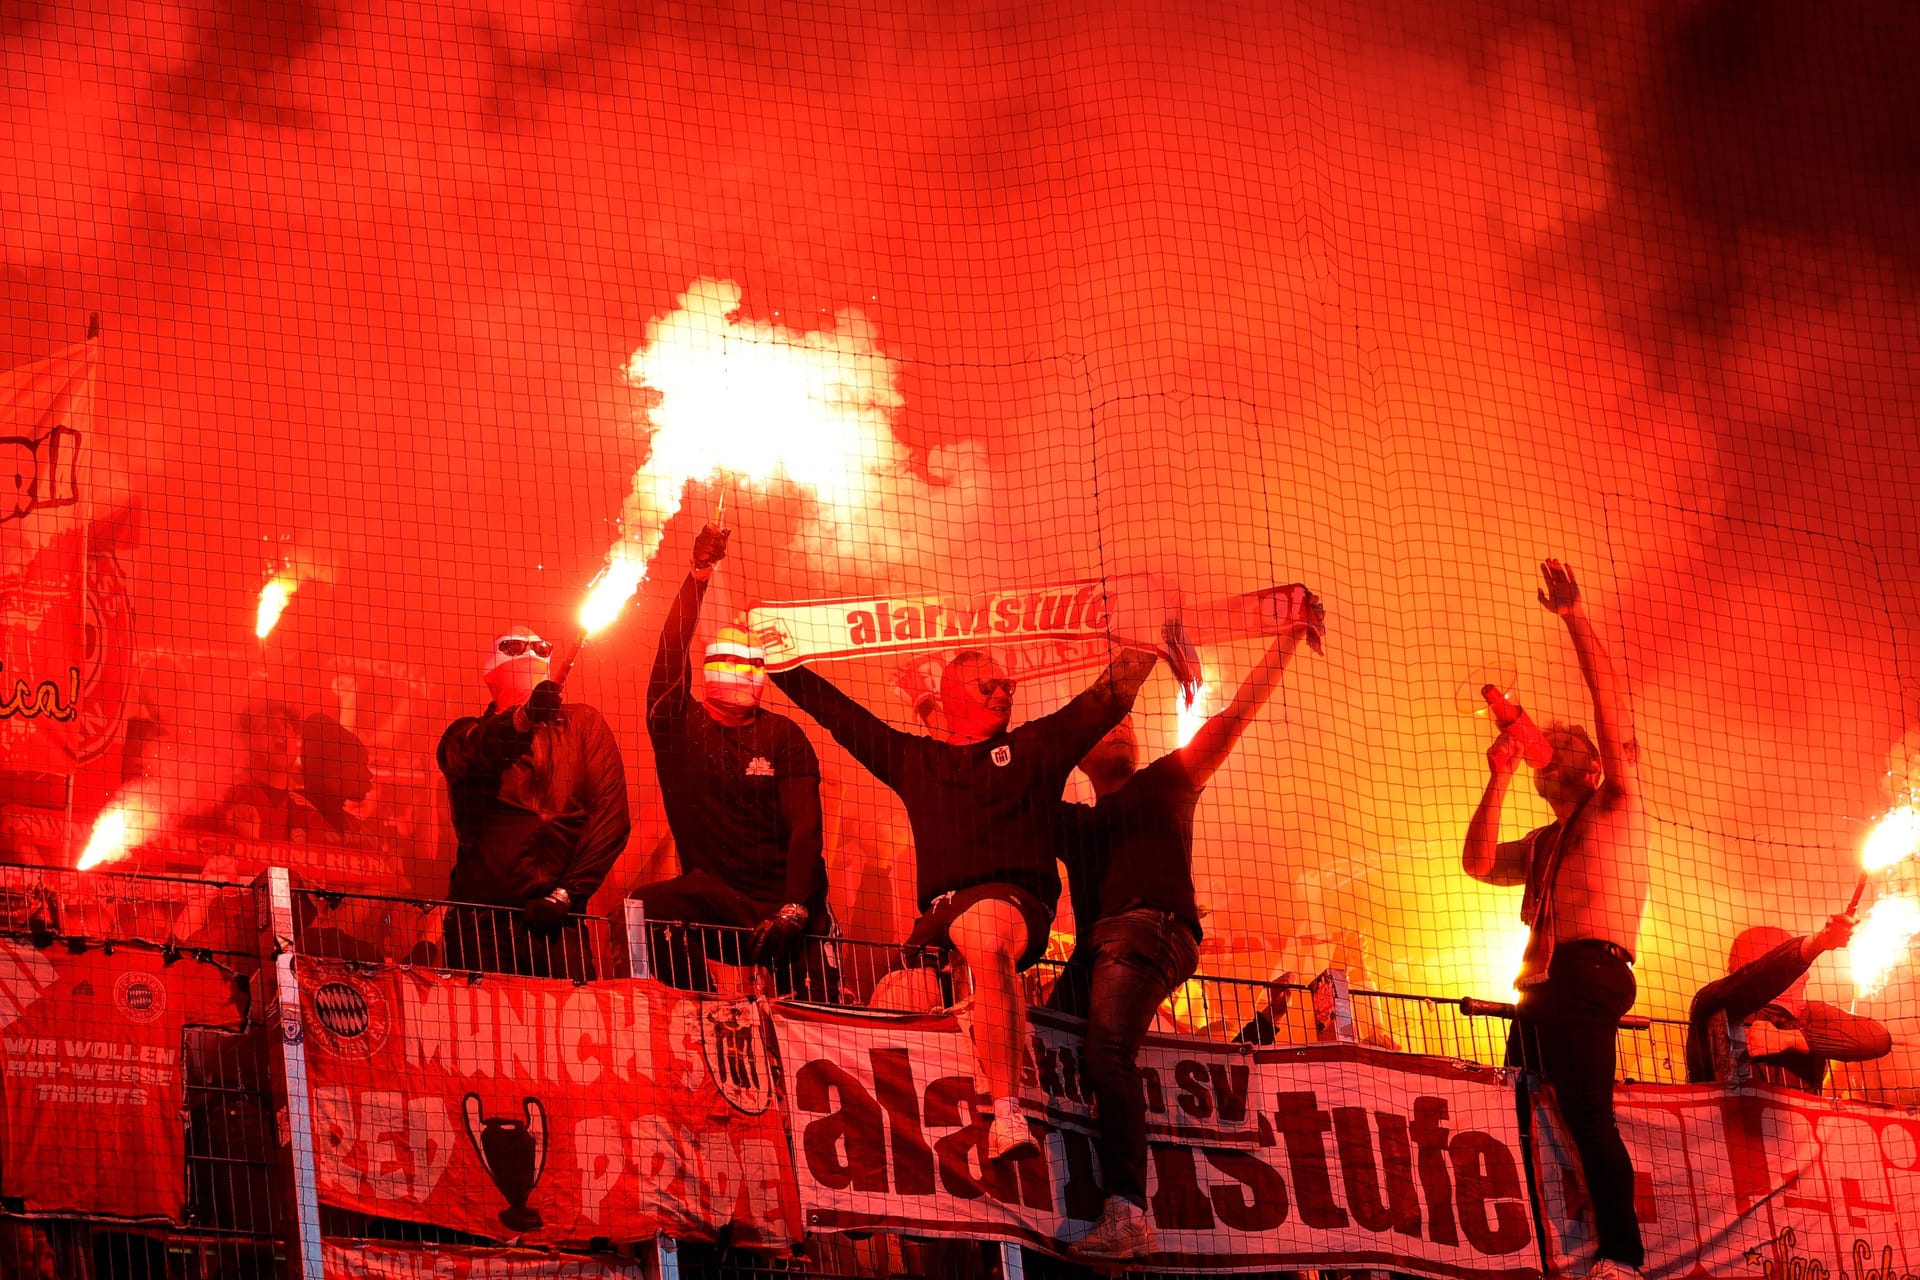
[484,631,551,708]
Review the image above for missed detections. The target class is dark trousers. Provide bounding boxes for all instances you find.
[633,870,840,1002]
[1508,940,1643,1268]
[443,904,598,981]
[1080,908,1200,1208]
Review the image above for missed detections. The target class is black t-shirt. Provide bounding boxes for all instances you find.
[1061,752,1203,938]
[771,652,1154,913]
[646,572,824,914]
[649,703,822,912]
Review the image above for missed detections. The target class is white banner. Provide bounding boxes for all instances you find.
[1536,1082,1920,1280]
[771,1003,1538,1278]
[747,576,1318,671]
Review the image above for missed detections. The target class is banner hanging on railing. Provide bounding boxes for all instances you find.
[1535,1082,1920,1280]
[294,959,800,1249]
[771,1002,1540,1278]
[0,939,243,1220]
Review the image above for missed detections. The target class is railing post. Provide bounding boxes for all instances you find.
[1310,966,1355,1043]
[999,1241,1026,1280]
[624,897,651,980]
[254,867,324,1280]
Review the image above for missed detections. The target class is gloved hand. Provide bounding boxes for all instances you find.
[750,903,810,964]
[524,886,571,928]
[524,680,564,725]
[692,524,732,572]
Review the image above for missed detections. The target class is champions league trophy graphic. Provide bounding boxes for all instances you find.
[462,1095,548,1232]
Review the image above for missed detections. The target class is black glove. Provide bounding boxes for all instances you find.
[750,904,809,964]
[524,680,564,725]
[524,887,571,928]
[692,524,732,572]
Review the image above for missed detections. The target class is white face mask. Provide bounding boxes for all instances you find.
[703,628,768,711]
[703,666,768,709]
[484,633,551,708]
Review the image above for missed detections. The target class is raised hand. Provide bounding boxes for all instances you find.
[692,524,732,572]
[1537,559,1581,616]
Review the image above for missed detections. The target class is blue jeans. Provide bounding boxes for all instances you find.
[1082,907,1201,1206]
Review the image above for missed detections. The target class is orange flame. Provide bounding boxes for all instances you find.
[256,572,298,639]
[1176,682,1209,748]
[1850,894,1920,997]
[1861,805,1920,874]
[588,279,903,602]
[77,803,146,871]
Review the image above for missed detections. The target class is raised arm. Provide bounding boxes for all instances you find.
[1538,560,1638,792]
[647,526,730,731]
[1462,734,1531,885]
[768,666,905,785]
[1179,615,1313,788]
[1045,646,1160,761]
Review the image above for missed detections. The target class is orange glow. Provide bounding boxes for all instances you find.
[77,804,143,871]
[255,572,297,639]
[1176,682,1209,748]
[589,280,903,597]
[1850,894,1920,997]
[1861,805,1920,874]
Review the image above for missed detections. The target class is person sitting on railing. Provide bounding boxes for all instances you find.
[1462,560,1649,1280]
[632,525,835,999]
[438,630,630,980]
[772,637,1159,1162]
[1058,601,1321,1261]
[1686,915,1888,1092]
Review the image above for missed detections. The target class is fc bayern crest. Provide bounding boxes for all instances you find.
[113,970,166,1024]
[700,998,775,1115]
[306,975,390,1060]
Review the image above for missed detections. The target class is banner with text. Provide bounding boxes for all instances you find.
[296,960,799,1249]
[0,940,243,1219]
[747,576,1318,671]
[1536,1082,1920,1280]
[771,1002,1538,1278]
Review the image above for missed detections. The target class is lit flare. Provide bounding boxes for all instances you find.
[588,278,903,602]
[1862,805,1920,873]
[255,572,297,640]
[1850,894,1920,998]
[1176,682,1209,748]
[77,804,147,871]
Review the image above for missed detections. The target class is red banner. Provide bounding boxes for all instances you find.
[0,335,96,777]
[321,1241,648,1278]
[1535,1082,1920,1280]
[296,959,800,1249]
[772,1002,1539,1278]
[0,940,243,1219]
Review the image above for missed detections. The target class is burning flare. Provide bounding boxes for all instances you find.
[1850,894,1920,998]
[256,572,298,640]
[1176,683,1209,748]
[585,279,903,612]
[1861,805,1920,874]
[77,803,149,871]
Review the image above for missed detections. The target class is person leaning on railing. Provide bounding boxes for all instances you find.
[1686,915,1891,1093]
[630,524,834,999]
[438,630,630,981]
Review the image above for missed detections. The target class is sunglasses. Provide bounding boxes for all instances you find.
[975,678,1016,696]
[497,638,553,659]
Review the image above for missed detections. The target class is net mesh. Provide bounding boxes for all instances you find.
[1,0,1916,1274]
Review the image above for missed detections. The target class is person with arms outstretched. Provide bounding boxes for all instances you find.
[633,525,833,997]
[1463,560,1648,1280]
[772,638,1159,1160]
[1065,591,1322,1259]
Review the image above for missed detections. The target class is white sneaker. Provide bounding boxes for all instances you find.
[987,1109,1037,1160]
[1587,1260,1645,1280]
[1077,1197,1157,1260]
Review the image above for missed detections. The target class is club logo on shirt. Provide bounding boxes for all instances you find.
[113,971,165,1025]
[991,744,1012,767]
[746,756,775,777]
